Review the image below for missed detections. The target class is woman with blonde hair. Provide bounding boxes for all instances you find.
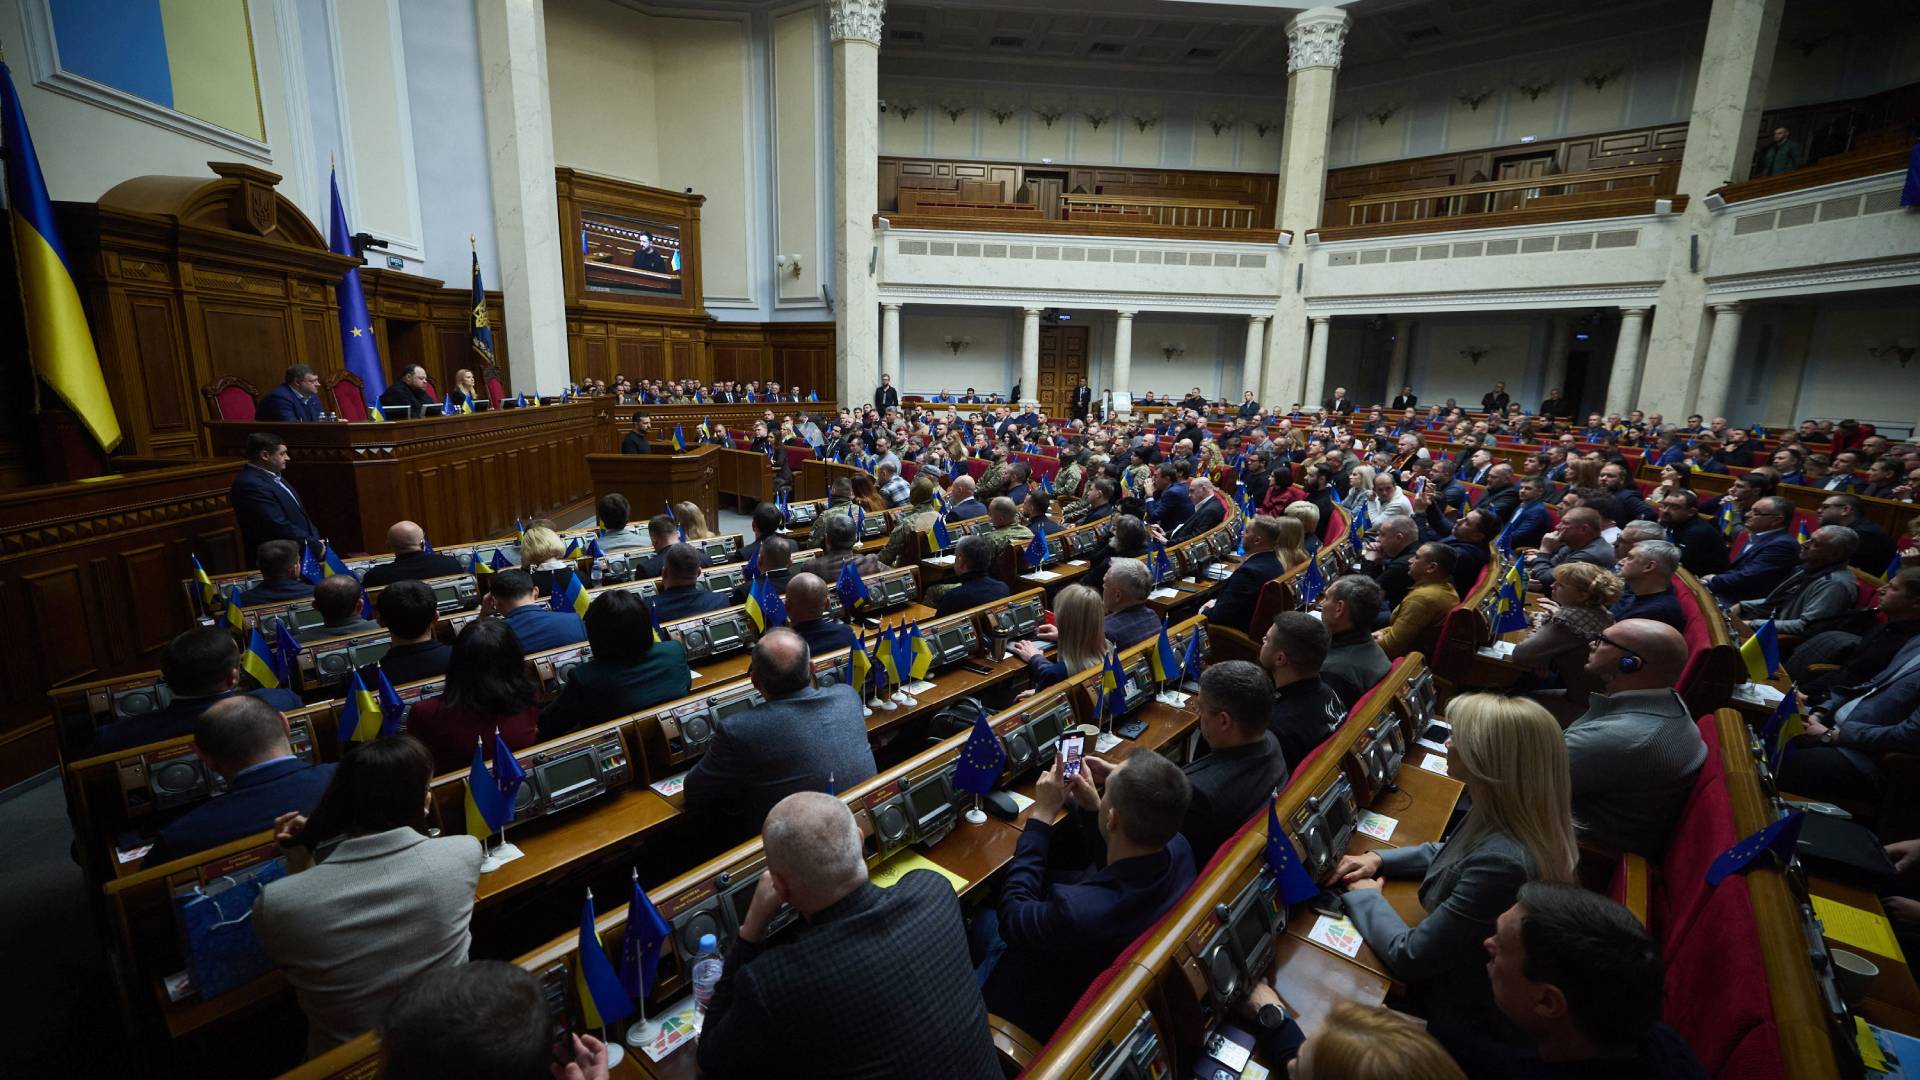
[1556,459,1601,502]
[1288,1000,1467,1080]
[1512,561,1624,709]
[1342,465,1376,515]
[1332,693,1576,1028]
[517,525,572,600]
[1273,515,1311,572]
[448,368,480,411]
[673,501,714,541]
[1010,584,1105,691]
[1283,500,1322,555]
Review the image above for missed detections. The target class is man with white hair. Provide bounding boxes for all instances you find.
[1614,519,1666,566]
[698,792,1000,1079]
[1731,526,1861,637]
[1102,557,1161,647]
[1359,512,1421,610]
[1610,540,1687,631]
[1163,476,1227,543]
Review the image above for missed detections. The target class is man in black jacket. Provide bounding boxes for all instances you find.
[934,536,1010,617]
[1167,660,1286,861]
[1071,382,1093,421]
[229,432,321,564]
[1359,513,1420,610]
[1599,463,1658,523]
[698,792,1000,1079]
[620,414,653,454]
[1260,611,1347,766]
[1481,381,1510,413]
[1659,491,1731,577]
[873,373,900,411]
[376,580,453,685]
[236,540,316,607]
[378,363,438,416]
[1202,515,1287,635]
[1323,387,1355,414]
[1165,477,1227,543]
[1391,386,1418,410]
[1820,493,1896,575]
[361,521,465,587]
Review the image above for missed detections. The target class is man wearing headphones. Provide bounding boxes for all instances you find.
[1560,620,1706,858]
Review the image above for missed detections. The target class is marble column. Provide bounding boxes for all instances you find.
[1242,316,1269,403]
[1638,0,1784,414]
[1303,316,1332,407]
[1542,314,1571,403]
[1384,317,1412,401]
[1762,304,1815,428]
[1265,7,1350,409]
[1019,307,1042,407]
[1693,303,1746,419]
[475,0,569,394]
[829,0,885,407]
[1604,308,1650,417]
[1113,311,1136,411]
[880,303,902,388]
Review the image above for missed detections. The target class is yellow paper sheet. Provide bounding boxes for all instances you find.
[870,849,969,893]
[1813,895,1908,963]
[1854,1017,1889,1074]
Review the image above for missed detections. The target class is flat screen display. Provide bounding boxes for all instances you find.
[714,694,755,723]
[935,627,966,658]
[709,620,741,649]
[907,774,951,823]
[1030,703,1066,745]
[540,752,597,796]
[581,210,684,297]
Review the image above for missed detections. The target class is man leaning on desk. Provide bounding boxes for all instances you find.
[378,364,438,417]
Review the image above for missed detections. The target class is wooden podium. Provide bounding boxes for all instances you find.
[208,401,610,554]
[586,445,720,532]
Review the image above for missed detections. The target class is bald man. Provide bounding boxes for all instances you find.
[1528,507,1613,586]
[784,572,855,656]
[360,520,465,587]
[1563,619,1706,857]
[946,474,987,522]
[697,793,999,1079]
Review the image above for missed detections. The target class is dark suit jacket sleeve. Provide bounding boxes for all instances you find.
[682,722,752,817]
[1837,672,1920,752]
[233,473,314,541]
[256,388,297,421]
[997,820,1081,949]
[696,937,776,1077]
[1708,537,1798,596]
[1207,566,1262,633]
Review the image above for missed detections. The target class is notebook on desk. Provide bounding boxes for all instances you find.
[1797,809,1898,888]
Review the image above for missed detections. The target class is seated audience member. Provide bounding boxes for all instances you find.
[382,961,613,1080]
[1820,493,1895,574]
[805,513,884,585]
[1657,490,1730,576]
[737,502,785,575]
[785,572,855,656]
[945,473,987,522]
[1335,694,1577,1030]
[733,534,797,602]
[1791,569,1920,701]
[880,476,942,565]
[1609,541,1687,631]
[1704,496,1800,602]
[1360,512,1421,610]
[807,478,859,545]
[1512,563,1623,709]
[369,582,455,688]
[1424,502,1494,595]
[1320,575,1391,705]
[1284,500,1323,554]
[635,515,685,579]
[149,696,335,861]
[1527,508,1613,586]
[876,462,910,507]
[257,364,324,422]
[1613,518,1668,567]
[1730,525,1859,638]
[238,539,316,606]
[404,619,540,773]
[1166,477,1228,542]
[486,569,587,652]
[89,628,304,755]
[538,590,690,741]
[674,501,716,542]
[1500,475,1553,548]
[697,793,1000,1079]
[1010,584,1104,689]
[517,525,574,601]
[985,496,1035,563]
[1562,620,1704,857]
[649,542,732,624]
[934,534,1011,617]
[594,493,650,553]
[255,735,483,1057]
[378,364,438,415]
[1272,515,1312,572]
[683,629,877,835]
[982,751,1195,1040]
[1154,660,1287,860]
[1260,1001,1467,1080]
[1201,515,1289,635]
[1376,543,1460,659]
[1101,557,1161,647]
[1023,490,1067,538]
[1778,633,1920,803]
[1435,882,1707,1080]
[295,574,380,642]
[1085,514,1151,595]
[1260,611,1347,767]
[359,520,463,587]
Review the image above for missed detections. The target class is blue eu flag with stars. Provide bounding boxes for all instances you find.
[1265,796,1320,904]
[951,702,1006,795]
[326,169,386,400]
[1706,811,1806,886]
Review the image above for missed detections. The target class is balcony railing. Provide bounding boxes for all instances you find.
[1059,193,1261,229]
[1339,164,1678,225]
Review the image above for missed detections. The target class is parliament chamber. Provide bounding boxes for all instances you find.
[4,0,1920,1077]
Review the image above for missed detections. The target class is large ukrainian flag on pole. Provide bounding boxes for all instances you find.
[1,63,122,451]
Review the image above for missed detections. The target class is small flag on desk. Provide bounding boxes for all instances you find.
[359,588,375,621]
[1889,550,1906,581]
[1025,527,1050,569]
[322,544,353,579]
[891,621,915,682]
[575,890,636,1029]
[951,702,1007,795]
[469,552,492,577]
[1741,619,1781,682]
[1152,542,1174,584]
[421,536,434,556]
[875,624,901,687]
[299,545,326,586]
[663,501,677,523]
[1098,647,1128,717]
[744,575,786,632]
[490,548,512,572]
[340,670,383,744]
[808,390,818,402]
[620,869,672,1003]
[847,629,873,693]
[552,571,591,618]
[1299,558,1326,605]
[1349,502,1372,546]
[273,622,303,684]
[1265,796,1321,905]
[672,425,688,452]
[368,402,385,422]
[1150,620,1180,683]
[242,627,280,689]
[1706,811,1807,885]
[909,623,934,680]
[1717,498,1740,540]
[697,417,711,441]
[1493,570,1529,635]
[835,560,870,613]
[1762,689,1805,769]
[464,738,514,837]
[191,555,218,614]
[442,396,457,417]
[1179,624,1204,682]
[1796,519,1813,545]
[225,586,246,634]
[586,538,605,559]
[1042,472,1054,495]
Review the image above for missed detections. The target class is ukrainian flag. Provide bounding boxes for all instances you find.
[673,425,688,452]
[744,575,786,632]
[241,627,280,689]
[225,585,246,633]
[367,402,386,422]
[551,570,591,618]
[322,544,353,578]
[0,64,121,450]
[1149,620,1179,683]
[1796,520,1812,545]
[339,670,384,744]
[875,624,901,687]
[849,630,873,692]
[464,739,511,837]
[576,891,636,1029]
[909,623,935,679]
[191,555,218,614]
[697,417,711,441]
[470,551,493,577]
[1741,619,1781,682]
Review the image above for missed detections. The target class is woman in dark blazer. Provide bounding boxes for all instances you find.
[405,619,540,773]
[1009,585,1106,691]
[1331,693,1577,1029]
[538,590,691,740]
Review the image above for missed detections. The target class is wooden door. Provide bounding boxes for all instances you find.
[1493,153,1555,210]
[1037,326,1088,415]
[1028,177,1065,218]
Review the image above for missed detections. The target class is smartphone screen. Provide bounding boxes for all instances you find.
[1413,476,1428,495]
[1059,734,1085,780]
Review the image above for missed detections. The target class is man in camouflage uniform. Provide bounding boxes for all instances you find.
[879,476,942,566]
[807,477,858,547]
[976,446,1013,503]
[984,496,1034,564]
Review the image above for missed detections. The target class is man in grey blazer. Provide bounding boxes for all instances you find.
[1781,634,1920,802]
[684,628,877,836]
[1729,525,1859,637]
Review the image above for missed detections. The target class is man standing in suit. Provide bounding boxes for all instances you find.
[981,750,1195,1040]
[1391,385,1419,410]
[1539,387,1574,419]
[683,629,878,835]
[379,364,438,417]
[1780,634,1920,802]
[360,521,464,588]
[1481,381,1511,413]
[89,628,305,755]
[1324,386,1355,414]
[230,432,320,565]
[698,792,1000,1079]
[1071,381,1093,422]
[1704,496,1801,603]
[1237,390,1262,419]
[873,373,900,411]
[1201,516,1287,634]
[150,696,335,861]
[257,365,324,422]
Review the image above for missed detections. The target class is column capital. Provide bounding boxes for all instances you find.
[1022,306,1045,317]
[1115,310,1136,320]
[881,301,902,312]
[1618,306,1652,318]
[1249,314,1269,324]
[827,0,885,46]
[1309,314,1332,325]
[1710,302,1744,315]
[1285,7,1350,74]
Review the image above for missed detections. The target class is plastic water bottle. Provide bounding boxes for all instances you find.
[589,559,604,587]
[690,933,723,1012]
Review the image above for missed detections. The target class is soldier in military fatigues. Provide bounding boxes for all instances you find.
[976,450,1013,503]
[879,477,942,566]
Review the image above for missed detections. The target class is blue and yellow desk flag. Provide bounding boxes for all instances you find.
[0,63,122,450]
[191,555,218,614]
[1741,619,1782,682]
[576,890,636,1029]
[242,627,280,689]
[551,570,591,618]
[1149,620,1180,683]
[620,868,672,1001]
[908,623,935,680]
[225,585,246,634]
[464,738,513,837]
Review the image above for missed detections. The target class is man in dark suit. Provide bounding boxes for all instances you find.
[731,535,797,604]
[488,569,587,651]
[1237,390,1262,419]
[982,749,1195,1040]
[1481,382,1511,413]
[149,696,334,862]
[1200,516,1287,635]
[1391,386,1419,410]
[256,365,324,422]
[1166,478,1227,543]
[1502,476,1555,550]
[1437,509,1495,596]
[620,414,653,455]
[1102,558,1162,648]
[1149,464,1193,533]
[294,574,380,643]
[1323,386,1355,413]
[1659,490,1731,577]
[1538,387,1574,419]
[359,520,464,588]
[698,792,1000,1079]
[230,432,320,565]
[1705,496,1800,603]
[1821,493,1896,575]
[1780,635,1920,802]
[873,373,900,411]
[1472,463,1522,524]
[237,540,316,607]
[89,628,305,755]
[376,580,453,685]
[684,629,878,835]
[944,474,987,522]
[1359,513,1421,610]
[785,572,856,656]
[1071,382,1093,422]
[378,363,438,417]
[650,543,733,624]
[1261,612,1348,767]
[1599,463,1658,523]
[1159,661,1288,861]
[934,536,1010,618]
[738,503,785,578]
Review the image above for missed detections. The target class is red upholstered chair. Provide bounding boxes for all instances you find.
[327,372,368,421]
[422,379,439,400]
[1652,715,1732,952]
[900,460,919,484]
[486,372,505,409]
[1662,877,1782,1078]
[783,446,811,474]
[202,377,259,422]
[1728,532,1749,561]
[967,458,989,481]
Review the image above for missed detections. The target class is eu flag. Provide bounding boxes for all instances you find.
[745,575,787,632]
[1298,558,1326,604]
[1152,542,1174,584]
[1179,625,1204,685]
[1265,797,1320,904]
[492,730,526,812]
[575,891,636,1029]
[1706,811,1806,885]
[1024,527,1050,568]
[1493,573,1529,635]
[326,169,385,400]
[299,545,326,586]
[951,702,1007,795]
[272,622,304,684]
[834,559,870,612]
[620,869,672,1001]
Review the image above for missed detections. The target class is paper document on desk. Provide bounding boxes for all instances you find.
[1307,914,1364,959]
[650,773,689,798]
[1476,640,1517,659]
[1730,681,1786,706]
[1356,811,1399,841]
[871,849,969,893]
[923,555,956,566]
[1149,587,1181,600]
[904,679,937,694]
[1813,895,1908,962]
[1025,569,1061,581]
[1066,560,1088,567]
[1416,754,1450,777]
[631,995,703,1062]
[1094,732,1123,754]
[1856,1018,1892,1074]
[117,843,154,865]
